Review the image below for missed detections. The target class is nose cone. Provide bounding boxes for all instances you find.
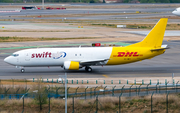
[172,10,179,16]
[172,11,176,14]
[4,56,11,64]
[4,57,9,62]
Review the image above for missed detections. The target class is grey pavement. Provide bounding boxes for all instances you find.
[0,41,180,79]
[0,4,176,21]
[0,10,174,20]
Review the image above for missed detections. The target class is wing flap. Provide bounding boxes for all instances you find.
[80,59,109,65]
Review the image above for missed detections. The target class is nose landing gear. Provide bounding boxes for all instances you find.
[21,68,25,73]
[16,66,25,73]
[85,66,92,72]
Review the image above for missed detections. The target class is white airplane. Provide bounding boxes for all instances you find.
[172,7,180,16]
[4,18,169,73]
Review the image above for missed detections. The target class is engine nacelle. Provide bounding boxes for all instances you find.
[63,61,79,70]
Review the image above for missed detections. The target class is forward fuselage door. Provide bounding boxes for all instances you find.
[25,53,30,61]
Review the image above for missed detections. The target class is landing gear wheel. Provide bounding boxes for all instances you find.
[21,69,25,73]
[85,67,92,72]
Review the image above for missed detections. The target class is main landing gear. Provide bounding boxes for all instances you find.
[85,66,92,72]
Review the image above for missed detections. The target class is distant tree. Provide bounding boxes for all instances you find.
[71,0,79,2]
[148,0,156,3]
[89,0,95,3]
[159,0,170,3]
[140,0,148,3]
[1,0,14,2]
[123,0,130,3]
[164,0,170,3]
[154,0,160,3]
[170,0,180,3]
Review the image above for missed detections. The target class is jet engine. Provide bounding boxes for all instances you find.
[63,61,79,70]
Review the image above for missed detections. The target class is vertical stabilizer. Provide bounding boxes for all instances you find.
[127,18,168,48]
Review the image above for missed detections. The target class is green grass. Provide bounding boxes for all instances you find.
[126,24,151,29]
[90,23,180,30]
[0,30,70,32]
[91,23,117,28]
[0,36,97,42]
[126,24,180,30]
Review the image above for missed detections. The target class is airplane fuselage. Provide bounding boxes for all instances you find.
[4,46,165,67]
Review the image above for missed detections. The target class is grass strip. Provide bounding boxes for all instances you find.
[10,13,140,18]
[0,30,70,32]
[0,36,97,43]
[90,23,180,30]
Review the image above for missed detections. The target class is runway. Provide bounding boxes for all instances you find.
[0,41,180,79]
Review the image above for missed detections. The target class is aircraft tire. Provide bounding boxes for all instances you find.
[85,67,92,72]
[21,69,25,73]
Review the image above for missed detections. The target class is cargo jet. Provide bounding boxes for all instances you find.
[4,18,168,73]
[172,7,180,16]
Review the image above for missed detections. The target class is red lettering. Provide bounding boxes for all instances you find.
[31,54,35,58]
[43,52,45,58]
[31,52,52,58]
[125,52,134,57]
[36,53,43,58]
[49,52,52,58]
[118,52,125,57]
[133,52,139,57]
[45,52,48,58]
[115,52,140,57]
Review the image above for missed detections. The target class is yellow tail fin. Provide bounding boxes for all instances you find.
[127,18,168,48]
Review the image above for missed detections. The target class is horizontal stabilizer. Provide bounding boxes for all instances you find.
[151,45,169,51]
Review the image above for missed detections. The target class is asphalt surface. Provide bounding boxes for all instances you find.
[0,40,180,79]
[0,9,174,20]
[0,3,176,20]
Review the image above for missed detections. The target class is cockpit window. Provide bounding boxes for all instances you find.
[11,54,19,57]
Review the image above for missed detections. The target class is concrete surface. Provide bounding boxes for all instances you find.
[0,41,180,81]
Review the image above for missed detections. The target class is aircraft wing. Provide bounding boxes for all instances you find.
[79,59,109,65]
[151,45,169,51]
